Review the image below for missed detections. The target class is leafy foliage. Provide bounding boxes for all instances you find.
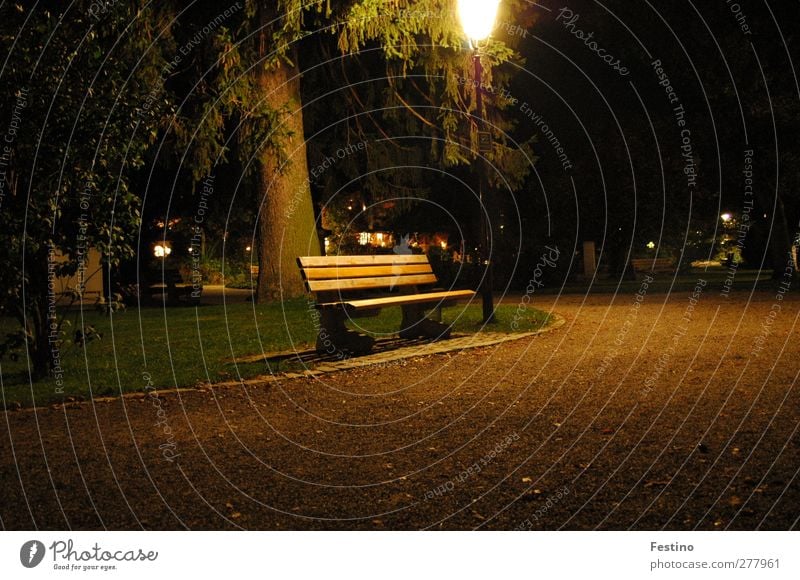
[0,2,172,375]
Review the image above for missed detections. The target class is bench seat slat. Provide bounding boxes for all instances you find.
[306,274,438,292]
[630,258,674,273]
[319,289,475,310]
[302,264,433,280]
[298,255,429,267]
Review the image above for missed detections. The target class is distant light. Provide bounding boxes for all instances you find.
[358,233,370,246]
[440,241,448,250]
[646,241,656,249]
[721,213,732,222]
[347,205,353,211]
[457,0,501,42]
[154,244,172,258]
[246,246,252,252]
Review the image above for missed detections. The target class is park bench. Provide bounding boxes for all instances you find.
[630,257,674,275]
[145,268,200,305]
[297,254,475,355]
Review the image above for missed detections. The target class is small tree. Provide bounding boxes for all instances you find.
[0,2,171,378]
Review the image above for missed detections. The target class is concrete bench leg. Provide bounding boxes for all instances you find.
[399,304,452,340]
[317,309,374,355]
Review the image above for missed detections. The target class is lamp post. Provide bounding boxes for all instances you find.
[457,0,501,324]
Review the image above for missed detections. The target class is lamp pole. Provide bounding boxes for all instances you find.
[456,0,501,323]
[473,50,495,324]
[457,0,500,324]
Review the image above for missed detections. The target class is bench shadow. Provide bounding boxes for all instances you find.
[260,334,463,368]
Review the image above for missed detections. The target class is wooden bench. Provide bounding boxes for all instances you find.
[298,254,475,355]
[630,257,674,275]
[145,269,200,305]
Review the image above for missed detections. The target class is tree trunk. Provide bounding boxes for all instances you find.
[24,257,52,381]
[753,184,794,279]
[29,303,51,381]
[767,194,794,278]
[254,35,320,302]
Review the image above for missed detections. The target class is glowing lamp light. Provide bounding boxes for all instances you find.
[153,244,172,258]
[457,0,502,42]
[720,213,732,222]
[646,241,656,249]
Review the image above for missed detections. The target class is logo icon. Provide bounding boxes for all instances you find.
[20,540,46,568]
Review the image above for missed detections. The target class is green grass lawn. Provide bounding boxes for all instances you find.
[0,299,550,408]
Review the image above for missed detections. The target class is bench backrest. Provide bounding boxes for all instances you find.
[297,255,437,295]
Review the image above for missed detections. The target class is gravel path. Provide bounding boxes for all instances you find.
[2,288,798,530]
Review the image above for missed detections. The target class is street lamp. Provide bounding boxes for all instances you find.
[457,0,501,324]
[457,0,502,42]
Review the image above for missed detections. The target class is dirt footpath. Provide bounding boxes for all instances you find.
[1,288,798,530]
